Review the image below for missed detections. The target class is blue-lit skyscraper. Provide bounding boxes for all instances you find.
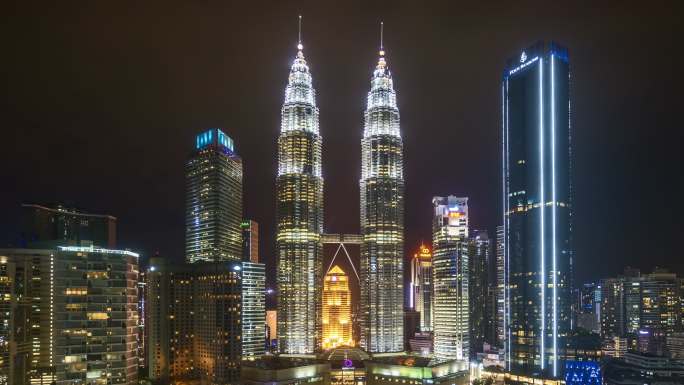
[186,128,243,263]
[502,41,573,377]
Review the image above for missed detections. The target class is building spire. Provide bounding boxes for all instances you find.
[376,21,387,70]
[379,21,384,56]
[297,15,303,52]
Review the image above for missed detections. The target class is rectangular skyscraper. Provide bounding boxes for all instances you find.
[468,229,491,358]
[186,128,243,263]
[410,245,433,332]
[241,220,259,263]
[432,196,469,361]
[503,41,573,377]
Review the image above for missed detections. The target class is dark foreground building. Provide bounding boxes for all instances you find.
[503,41,573,378]
[20,203,116,248]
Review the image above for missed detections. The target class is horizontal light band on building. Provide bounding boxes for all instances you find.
[57,246,139,258]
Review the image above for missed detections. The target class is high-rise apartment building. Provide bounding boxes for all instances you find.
[147,257,260,384]
[138,270,147,370]
[410,244,433,332]
[242,220,259,263]
[186,128,243,263]
[322,266,353,350]
[469,229,491,358]
[276,36,324,355]
[20,203,116,248]
[0,249,55,385]
[0,246,139,385]
[503,42,573,377]
[600,269,682,341]
[432,196,469,361]
[54,246,139,385]
[360,38,405,354]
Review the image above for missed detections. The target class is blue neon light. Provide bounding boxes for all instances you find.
[551,54,558,377]
[565,361,601,385]
[195,128,235,152]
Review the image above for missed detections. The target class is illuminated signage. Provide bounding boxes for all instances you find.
[520,51,527,63]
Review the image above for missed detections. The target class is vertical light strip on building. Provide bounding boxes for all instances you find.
[503,77,511,370]
[551,54,558,376]
[538,57,545,370]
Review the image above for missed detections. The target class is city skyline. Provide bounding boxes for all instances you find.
[2,3,682,289]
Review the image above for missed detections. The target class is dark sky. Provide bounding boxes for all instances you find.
[2,1,682,287]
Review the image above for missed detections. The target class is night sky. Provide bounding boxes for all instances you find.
[2,1,682,289]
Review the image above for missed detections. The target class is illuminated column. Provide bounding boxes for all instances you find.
[322,266,353,349]
[432,196,469,361]
[359,29,405,353]
[276,30,324,354]
[503,42,572,377]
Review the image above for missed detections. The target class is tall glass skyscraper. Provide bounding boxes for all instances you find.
[276,39,324,354]
[360,40,405,353]
[503,41,573,377]
[410,244,433,332]
[185,128,243,263]
[432,196,469,361]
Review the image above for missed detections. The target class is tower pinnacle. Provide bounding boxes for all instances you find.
[297,15,303,51]
[379,21,384,56]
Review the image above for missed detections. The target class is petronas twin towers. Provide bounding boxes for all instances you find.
[276,22,404,354]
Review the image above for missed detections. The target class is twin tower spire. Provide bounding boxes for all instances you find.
[276,16,405,354]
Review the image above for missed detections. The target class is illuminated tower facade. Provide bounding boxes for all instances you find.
[359,33,405,353]
[432,196,469,361]
[322,266,353,350]
[410,245,433,332]
[276,36,324,354]
[503,41,572,377]
[185,128,243,263]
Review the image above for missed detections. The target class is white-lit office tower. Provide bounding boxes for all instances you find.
[186,128,243,263]
[410,245,433,332]
[495,225,505,347]
[503,42,573,377]
[432,196,469,361]
[360,33,405,353]
[276,31,324,354]
[242,262,266,359]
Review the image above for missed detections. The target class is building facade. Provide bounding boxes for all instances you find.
[186,128,243,263]
[359,43,405,354]
[322,266,353,350]
[410,244,433,332]
[495,225,505,348]
[242,220,260,263]
[503,41,573,377]
[147,257,261,384]
[276,40,324,355]
[469,230,491,358]
[53,246,139,385]
[432,196,469,361]
[20,203,116,248]
[242,262,267,359]
[0,246,139,385]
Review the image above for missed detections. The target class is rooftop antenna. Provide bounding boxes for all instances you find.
[297,15,303,51]
[379,21,384,56]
